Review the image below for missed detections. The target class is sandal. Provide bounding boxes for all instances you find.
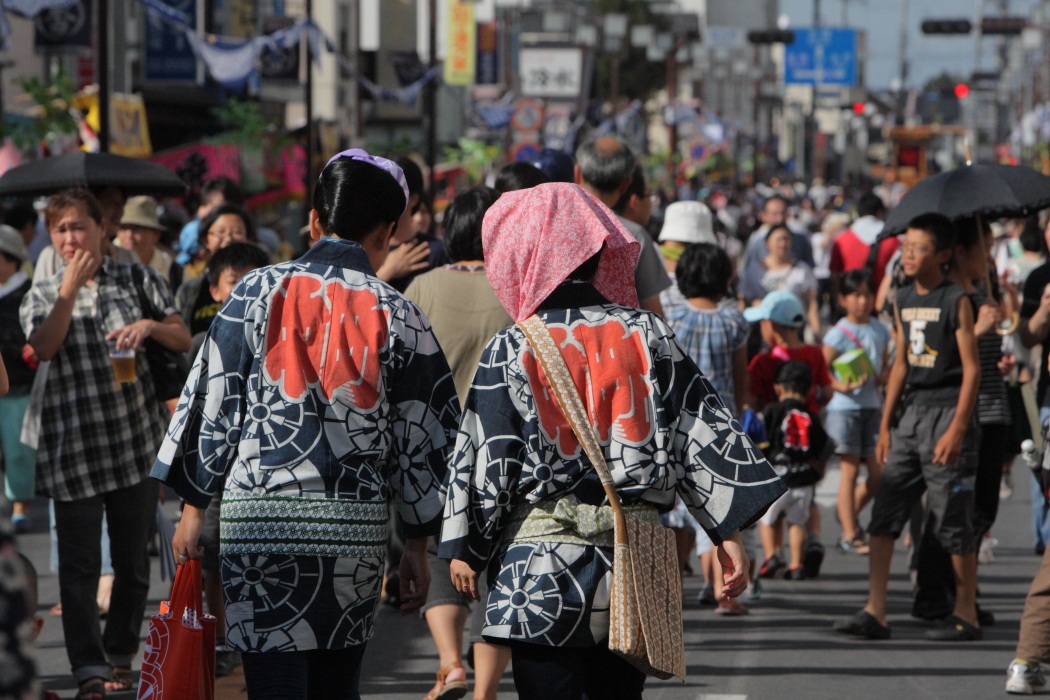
[104,667,134,693]
[422,661,468,700]
[76,678,106,700]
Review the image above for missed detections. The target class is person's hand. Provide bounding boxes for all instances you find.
[398,539,431,615]
[171,504,206,566]
[933,424,964,465]
[874,429,891,469]
[1038,283,1050,315]
[376,240,430,281]
[998,353,1017,377]
[105,319,156,351]
[974,302,1002,337]
[59,249,101,297]
[716,536,749,599]
[450,559,479,602]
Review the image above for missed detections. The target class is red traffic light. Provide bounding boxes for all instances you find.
[852,102,865,115]
[954,83,970,99]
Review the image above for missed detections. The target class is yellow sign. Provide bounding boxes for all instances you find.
[444,0,476,86]
[74,91,153,158]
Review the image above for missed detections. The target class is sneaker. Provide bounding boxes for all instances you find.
[744,579,762,600]
[696,584,716,607]
[803,538,825,578]
[715,599,749,616]
[925,614,982,641]
[758,553,785,578]
[784,566,805,580]
[833,610,891,640]
[1006,659,1046,694]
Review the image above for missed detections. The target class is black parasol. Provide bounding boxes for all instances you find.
[0,152,187,198]
[880,163,1050,240]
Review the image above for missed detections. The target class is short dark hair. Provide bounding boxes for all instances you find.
[205,242,270,287]
[856,192,885,218]
[201,177,244,208]
[575,137,635,194]
[613,164,647,214]
[494,162,548,194]
[443,186,500,263]
[3,199,36,231]
[774,359,812,396]
[907,212,956,252]
[676,243,733,300]
[1021,215,1049,256]
[395,157,425,197]
[568,249,602,282]
[197,204,256,247]
[762,194,790,213]
[313,158,407,242]
[45,188,102,229]
[839,268,874,296]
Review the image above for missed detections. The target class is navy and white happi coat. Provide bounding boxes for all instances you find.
[438,283,785,648]
[153,237,461,653]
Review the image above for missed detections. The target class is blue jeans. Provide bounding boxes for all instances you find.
[240,647,366,700]
[1036,408,1050,549]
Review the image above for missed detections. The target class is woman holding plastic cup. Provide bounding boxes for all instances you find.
[19,188,190,697]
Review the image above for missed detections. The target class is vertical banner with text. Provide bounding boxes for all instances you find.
[444,0,475,86]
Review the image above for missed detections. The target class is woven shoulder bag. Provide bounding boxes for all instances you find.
[518,314,686,681]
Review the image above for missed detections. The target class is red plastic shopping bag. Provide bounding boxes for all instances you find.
[137,559,216,700]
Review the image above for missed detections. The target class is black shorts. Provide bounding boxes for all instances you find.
[868,402,979,555]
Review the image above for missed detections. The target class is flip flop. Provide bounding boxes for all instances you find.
[104,667,134,693]
[75,678,105,700]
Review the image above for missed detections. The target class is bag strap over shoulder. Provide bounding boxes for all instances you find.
[517,315,627,538]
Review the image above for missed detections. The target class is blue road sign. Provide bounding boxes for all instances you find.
[784,28,857,86]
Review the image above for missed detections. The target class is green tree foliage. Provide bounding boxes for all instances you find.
[591,0,669,101]
[9,65,78,153]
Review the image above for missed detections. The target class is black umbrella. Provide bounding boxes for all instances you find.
[880,163,1050,239]
[0,152,187,198]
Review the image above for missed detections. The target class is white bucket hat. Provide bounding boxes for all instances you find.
[658,201,716,244]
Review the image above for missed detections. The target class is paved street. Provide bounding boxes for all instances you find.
[22,459,1044,699]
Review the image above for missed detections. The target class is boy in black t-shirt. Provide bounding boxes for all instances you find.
[834,212,981,642]
[757,361,831,581]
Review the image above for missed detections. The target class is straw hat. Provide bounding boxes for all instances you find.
[119,196,164,232]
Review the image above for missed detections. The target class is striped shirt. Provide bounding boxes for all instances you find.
[971,289,1011,426]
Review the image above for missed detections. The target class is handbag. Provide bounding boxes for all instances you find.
[137,558,216,700]
[518,314,686,681]
[130,265,191,401]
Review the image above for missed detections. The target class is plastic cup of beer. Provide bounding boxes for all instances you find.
[109,346,136,383]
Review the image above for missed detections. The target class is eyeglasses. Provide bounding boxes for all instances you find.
[900,243,934,256]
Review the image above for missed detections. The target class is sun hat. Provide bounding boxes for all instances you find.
[743,290,806,327]
[119,196,165,232]
[658,201,716,244]
[0,224,28,262]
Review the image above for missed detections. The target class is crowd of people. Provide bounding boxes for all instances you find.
[0,133,1045,699]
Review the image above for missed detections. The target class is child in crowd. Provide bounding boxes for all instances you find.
[664,242,752,611]
[745,290,831,414]
[191,242,269,678]
[834,212,982,642]
[745,290,831,577]
[823,269,891,554]
[186,242,271,361]
[757,361,831,580]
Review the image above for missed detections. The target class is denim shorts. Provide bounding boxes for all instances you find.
[824,408,882,457]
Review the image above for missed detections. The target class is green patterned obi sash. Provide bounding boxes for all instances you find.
[220,495,388,558]
[502,493,659,548]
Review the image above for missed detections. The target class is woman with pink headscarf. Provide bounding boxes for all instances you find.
[439,183,784,698]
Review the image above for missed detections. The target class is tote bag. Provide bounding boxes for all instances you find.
[137,558,216,700]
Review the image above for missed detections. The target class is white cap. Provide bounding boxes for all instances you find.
[658,201,716,245]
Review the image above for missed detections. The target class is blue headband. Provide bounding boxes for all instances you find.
[322,148,410,206]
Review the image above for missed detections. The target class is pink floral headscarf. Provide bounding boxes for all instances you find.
[483,182,640,322]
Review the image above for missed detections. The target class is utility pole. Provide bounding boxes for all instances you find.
[97,0,109,151]
[304,0,313,222]
[897,0,910,123]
